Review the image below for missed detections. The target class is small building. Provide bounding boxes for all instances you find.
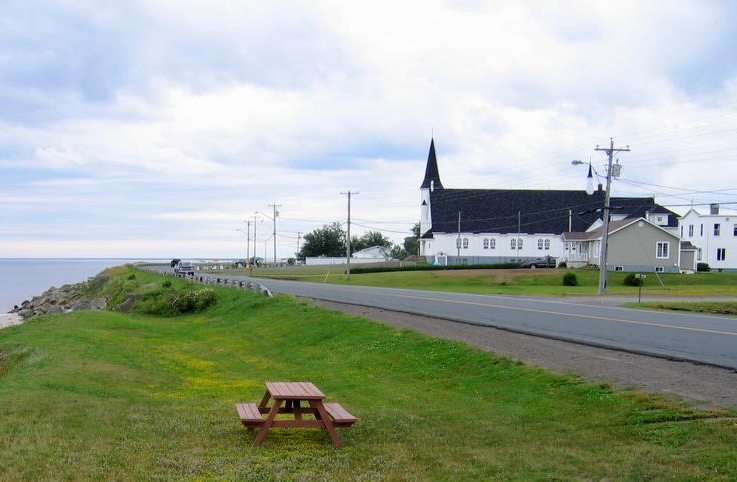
[678,204,737,271]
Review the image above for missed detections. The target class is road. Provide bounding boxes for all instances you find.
[252,277,737,369]
[152,267,737,370]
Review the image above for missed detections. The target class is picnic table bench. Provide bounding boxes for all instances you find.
[235,381,357,447]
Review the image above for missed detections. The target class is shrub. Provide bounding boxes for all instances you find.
[697,262,711,272]
[562,272,578,286]
[623,273,643,286]
[162,279,172,288]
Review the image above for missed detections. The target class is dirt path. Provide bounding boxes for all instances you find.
[313,299,737,410]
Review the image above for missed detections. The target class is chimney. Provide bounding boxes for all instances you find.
[710,203,720,215]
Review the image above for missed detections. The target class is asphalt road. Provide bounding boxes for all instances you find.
[152,267,737,370]
[246,277,737,369]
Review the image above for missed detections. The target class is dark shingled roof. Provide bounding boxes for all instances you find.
[427,188,669,235]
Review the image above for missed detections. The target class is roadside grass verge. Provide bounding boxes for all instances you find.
[0,268,735,481]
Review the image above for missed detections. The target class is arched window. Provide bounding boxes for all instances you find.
[463,238,469,249]
[483,238,489,249]
[537,239,544,250]
[544,239,550,250]
[517,238,523,250]
[456,238,462,249]
[490,238,496,249]
[510,238,517,250]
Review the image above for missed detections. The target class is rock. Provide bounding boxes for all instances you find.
[10,277,108,320]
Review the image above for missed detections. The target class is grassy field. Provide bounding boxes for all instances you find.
[0,266,735,481]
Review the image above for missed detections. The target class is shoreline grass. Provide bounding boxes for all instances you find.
[1,267,735,480]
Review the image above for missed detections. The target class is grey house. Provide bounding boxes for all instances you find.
[563,218,683,273]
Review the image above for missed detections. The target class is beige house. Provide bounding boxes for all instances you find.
[563,218,684,273]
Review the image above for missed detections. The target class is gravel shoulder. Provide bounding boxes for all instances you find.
[313,298,737,410]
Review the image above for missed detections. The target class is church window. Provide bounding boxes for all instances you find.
[517,238,523,250]
[490,238,496,249]
[510,238,516,250]
[537,239,543,250]
[544,239,550,250]
[483,238,489,249]
[463,238,469,249]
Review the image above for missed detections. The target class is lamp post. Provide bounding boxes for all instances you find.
[574,138,630,294]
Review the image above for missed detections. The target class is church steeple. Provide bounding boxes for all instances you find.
[420,138,443,191]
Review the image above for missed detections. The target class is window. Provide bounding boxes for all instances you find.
[614,266,623,271]
[544,239,550,250]
[490,238,496,249]
[537,239,544,250]
[517,238,523,250]
[483,238,489,249]
[733,224,737,236]
[697,248,702,261]
[510,238,517,250]
[656,242,670,259]
[655,266,664,272]
[717,248,726,261]
[462,238,469,249]
[700,224,703,236]
[688,225,694,237]
[714,223,721,236]
[456,238,461,249]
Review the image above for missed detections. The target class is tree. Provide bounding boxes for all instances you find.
[403,222,421,256]
[298,222,346,258]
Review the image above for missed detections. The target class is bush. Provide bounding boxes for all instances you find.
[697,262,711,272]
[623,273,643,286]
[562,272,578,286]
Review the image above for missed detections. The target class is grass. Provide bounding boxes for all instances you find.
[0,266,735,481]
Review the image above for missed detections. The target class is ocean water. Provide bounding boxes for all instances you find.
[0,259,167,313]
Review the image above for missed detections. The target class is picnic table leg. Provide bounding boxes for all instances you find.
[253,399,283,447]
[311,401,343,448]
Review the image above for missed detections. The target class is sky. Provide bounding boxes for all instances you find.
[2,0,737,260]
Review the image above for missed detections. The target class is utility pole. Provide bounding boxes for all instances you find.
[594,138,630,293]
[341,191,359,278]
[456,212,461,261]
[268,203,281,266]
[245,219,251,265]
[296,232,301,262]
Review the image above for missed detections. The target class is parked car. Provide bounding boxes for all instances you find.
[175,261,196,275]
[519,256,557,268]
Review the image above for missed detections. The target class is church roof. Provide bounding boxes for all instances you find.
[427,188,667,236]
[420,138,443,190]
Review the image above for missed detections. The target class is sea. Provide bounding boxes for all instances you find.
[0,258,169,313]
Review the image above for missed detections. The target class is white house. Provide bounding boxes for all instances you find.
[678,204,737,271]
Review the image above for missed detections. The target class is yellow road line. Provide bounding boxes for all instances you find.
[374,291,737,337]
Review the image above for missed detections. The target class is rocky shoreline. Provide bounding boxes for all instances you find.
[5,279,106,323]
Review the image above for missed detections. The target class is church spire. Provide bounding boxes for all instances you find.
[420,138,443,190]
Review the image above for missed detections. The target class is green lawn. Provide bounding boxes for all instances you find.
[0,267,735,481]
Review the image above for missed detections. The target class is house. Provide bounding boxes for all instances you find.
[419,138,681,271]
[678,204,737,271]
[563,218,684,273]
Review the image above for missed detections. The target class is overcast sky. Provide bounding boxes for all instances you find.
[2,0,736,260]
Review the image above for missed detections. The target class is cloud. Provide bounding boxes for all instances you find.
[1,0,736,258]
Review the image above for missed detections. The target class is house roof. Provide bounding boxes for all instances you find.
[562,218,680,242]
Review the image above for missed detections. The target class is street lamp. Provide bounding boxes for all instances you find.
[574,139,630,294]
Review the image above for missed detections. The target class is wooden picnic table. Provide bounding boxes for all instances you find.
[235,381,357,448]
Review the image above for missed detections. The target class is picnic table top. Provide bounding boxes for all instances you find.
[264,381,325,400]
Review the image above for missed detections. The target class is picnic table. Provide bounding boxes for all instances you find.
[235,381,357,448]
